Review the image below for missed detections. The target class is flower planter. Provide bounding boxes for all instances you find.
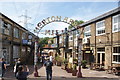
[56,62,61,66]
[72,70,78,76]
[67,68,73,73]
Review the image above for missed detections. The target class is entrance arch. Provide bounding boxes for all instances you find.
[34,16,77,33]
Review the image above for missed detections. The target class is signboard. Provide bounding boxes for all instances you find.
[35,16,78,33]
[51,44,57,48]
[22,40,28,44]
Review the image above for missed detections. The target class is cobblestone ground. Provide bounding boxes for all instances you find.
[3,64,120,80]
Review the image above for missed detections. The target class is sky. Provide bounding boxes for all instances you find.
[0,0,119,37]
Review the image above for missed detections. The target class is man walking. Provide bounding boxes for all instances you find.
[44,57,53,80]
[0,58,6,80]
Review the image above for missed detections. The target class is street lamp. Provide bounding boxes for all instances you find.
[76,37,82,78]
[34,32,39,77]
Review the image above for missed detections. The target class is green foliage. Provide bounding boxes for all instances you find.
[63,59,68,64]
[81,60,87,66]
[73,64,77,70]
[39,37,50,48]
[67,62,72,69]
[73,59,78,62]
[55,55,64,62]
[68,20,84,29]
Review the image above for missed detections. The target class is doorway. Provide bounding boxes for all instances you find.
[97,48,105,66]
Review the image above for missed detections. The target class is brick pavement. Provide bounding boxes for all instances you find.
[2,65,120,80]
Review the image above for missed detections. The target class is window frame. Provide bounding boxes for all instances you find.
[112,14,120,33]
[14,27,19,38]
[84,25,91,38]
[2,21,11,35]
[96,20,105,36]
[112,46,120,64]
[22,32,26,40]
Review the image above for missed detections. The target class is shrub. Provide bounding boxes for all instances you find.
[73,64,77,70]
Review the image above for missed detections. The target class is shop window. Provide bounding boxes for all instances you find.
[112,14,120,32]
[96,20,105,36]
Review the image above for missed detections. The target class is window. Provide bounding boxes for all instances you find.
[84,25,91,37]
[13,46,19,58]
[96,20,105,35]
[2,21,11,35]
[112,14,120,32]
[22,32,26,40]
[97,48,105,51]
[113,46,120,63]
[14,27,19,38]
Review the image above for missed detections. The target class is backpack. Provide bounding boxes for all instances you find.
[46,61,51,68]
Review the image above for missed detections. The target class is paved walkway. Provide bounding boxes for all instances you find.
[2,65,120,80]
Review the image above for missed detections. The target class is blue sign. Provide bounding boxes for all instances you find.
[22,40,28,44]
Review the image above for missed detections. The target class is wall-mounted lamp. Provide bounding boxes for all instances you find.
[98,39,101,43]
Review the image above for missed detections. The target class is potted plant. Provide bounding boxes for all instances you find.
[66,62,72,73]
[73,59,78,65]
[72,64,77,76]
[55,55,63,66]
[61,59,68,70]
[81,60,87,68]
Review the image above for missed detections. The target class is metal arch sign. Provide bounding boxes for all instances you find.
[35,16,77,32]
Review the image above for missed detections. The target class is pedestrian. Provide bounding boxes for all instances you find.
[44,57,53,80]
[0,58,6,80]
[16,65,29,80]
[14,58,23,77]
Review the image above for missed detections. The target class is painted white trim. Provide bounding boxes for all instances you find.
[112,62,120,64]
[96,20,105,36]
[112,14,120,33]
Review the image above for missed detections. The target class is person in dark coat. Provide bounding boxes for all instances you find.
[14,58,23,77]
[44,57,53,80]
[16,65,29,80]
[0,58,6,80]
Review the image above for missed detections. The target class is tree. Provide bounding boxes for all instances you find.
[68,20,84,29]
[39,37,50,48]
[39,37,54,48]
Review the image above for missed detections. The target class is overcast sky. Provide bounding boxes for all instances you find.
[0,0,119,37]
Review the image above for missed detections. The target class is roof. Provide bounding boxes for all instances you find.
[0,12,37,37]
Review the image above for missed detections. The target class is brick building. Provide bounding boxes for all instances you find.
[80,7,120,69]
[54,7,120,69]
[0,13,38,65]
